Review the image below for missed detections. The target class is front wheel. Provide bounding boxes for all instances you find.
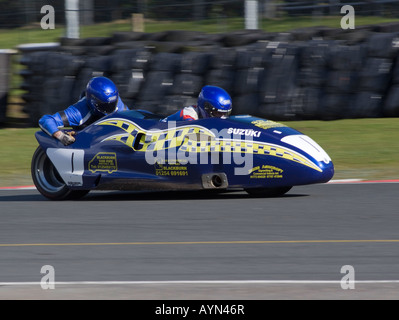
[245,186,292,197]
[31,146,89,200]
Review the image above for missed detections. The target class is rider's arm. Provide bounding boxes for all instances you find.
[39,111,77,145]
[38,99,90,145]
[117,98,130,111]
[162,106,199,122]
[38,111,71,135]
[39,98,94,133]
[181,106,198,121]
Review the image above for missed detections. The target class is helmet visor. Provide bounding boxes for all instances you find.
[204,102,232,119]
[209,107,231,119]
[91,96,118,114]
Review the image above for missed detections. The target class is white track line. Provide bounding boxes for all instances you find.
[1,280,399,286]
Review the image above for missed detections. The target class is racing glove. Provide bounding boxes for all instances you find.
[53,131,76,146]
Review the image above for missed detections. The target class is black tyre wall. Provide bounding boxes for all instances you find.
[17,25,399,124]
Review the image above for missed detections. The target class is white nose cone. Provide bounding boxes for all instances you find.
[281,135,331,164]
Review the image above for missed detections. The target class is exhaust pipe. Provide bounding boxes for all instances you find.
[202,173,228,189]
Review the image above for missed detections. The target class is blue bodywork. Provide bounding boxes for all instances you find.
[34,110,334,192]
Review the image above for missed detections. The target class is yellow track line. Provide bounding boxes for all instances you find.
[0,239,399,247]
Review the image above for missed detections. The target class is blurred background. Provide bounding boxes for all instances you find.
[1,0,399,30]
[1,0,399,127]
[1,0,399,186]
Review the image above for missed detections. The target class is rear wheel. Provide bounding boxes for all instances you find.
[31,146,89,200]
[245,186,292,197]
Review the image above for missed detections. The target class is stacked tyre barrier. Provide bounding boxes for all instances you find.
[0,49,16,125]
[17,25,399,125]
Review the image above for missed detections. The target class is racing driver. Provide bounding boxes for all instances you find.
[162,85,233,121]
[39,76,129,145]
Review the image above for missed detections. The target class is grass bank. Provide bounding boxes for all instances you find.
[287,118,399,181]
[0,127,38,187]
[1,16,399,49]
[0,118,398,187]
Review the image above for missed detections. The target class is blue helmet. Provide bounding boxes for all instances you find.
[86,76,119,115]
[197,86,232,118]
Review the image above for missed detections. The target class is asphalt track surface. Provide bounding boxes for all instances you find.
[0,181,399,300]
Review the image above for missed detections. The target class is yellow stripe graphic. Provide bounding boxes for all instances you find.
[97,118,321,172]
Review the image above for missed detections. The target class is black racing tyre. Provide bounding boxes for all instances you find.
[245,186,292,197]
[31,146,89,200]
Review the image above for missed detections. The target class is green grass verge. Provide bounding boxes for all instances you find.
[1,118,398,187]
[0,127,38,187]
[284,118,399,181]
[2,16,399,49]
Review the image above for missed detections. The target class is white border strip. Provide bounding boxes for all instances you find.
[0,186,36,191]
[1,280,399,286]
[328,179,399,184]
[328,179,364,184]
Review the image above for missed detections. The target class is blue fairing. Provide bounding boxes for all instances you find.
[35,111,334,191]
